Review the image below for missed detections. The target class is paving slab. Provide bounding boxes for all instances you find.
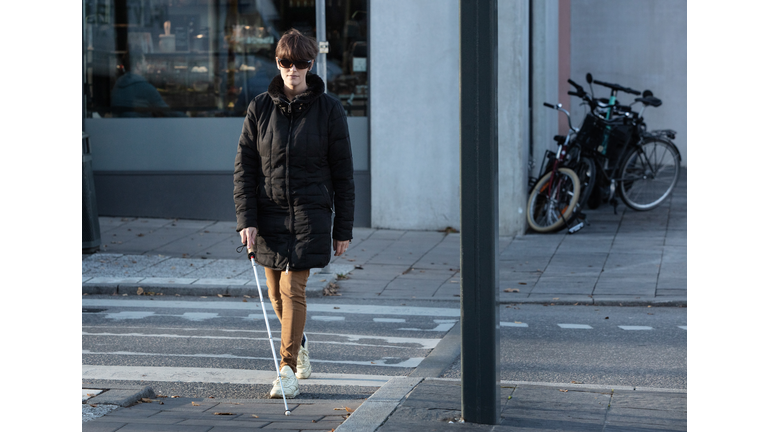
[84,171,685,306]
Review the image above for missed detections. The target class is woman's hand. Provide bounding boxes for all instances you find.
[240,227,258,251]
[333,240,350,256]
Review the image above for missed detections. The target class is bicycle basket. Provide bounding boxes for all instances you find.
[606,122,634,166]
[573,113,603,152]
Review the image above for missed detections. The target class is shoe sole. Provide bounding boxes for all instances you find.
[270,390,300,399]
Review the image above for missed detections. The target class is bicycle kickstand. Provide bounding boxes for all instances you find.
[564,207,586,234]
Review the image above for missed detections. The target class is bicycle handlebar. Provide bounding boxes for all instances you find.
[592,79,641,95]
[567,78,584,93]
[543,102,575,131]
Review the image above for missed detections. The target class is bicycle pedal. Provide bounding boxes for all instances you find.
[568,221,585,234]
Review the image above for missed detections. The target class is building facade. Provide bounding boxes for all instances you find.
[84,0,686,237]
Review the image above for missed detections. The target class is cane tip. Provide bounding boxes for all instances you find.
[285,410,291,416]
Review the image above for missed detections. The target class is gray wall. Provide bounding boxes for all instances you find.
[370,0,530,236]
[499,0,531,237]
[570,0,687,165]
[531,0,560,181]
[86,116,371,224]
[370,0,461,231]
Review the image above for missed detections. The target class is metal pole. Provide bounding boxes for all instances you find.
[315,0,328,91]
[459,0,499,425]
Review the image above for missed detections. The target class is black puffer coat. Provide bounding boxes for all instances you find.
[234,73,354,271]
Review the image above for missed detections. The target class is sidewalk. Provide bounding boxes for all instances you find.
[338,378,685,431]
[83,379,686,431]
[82,169,686,430]
[83,169,685,306]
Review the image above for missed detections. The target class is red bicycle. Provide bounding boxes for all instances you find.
[526,102,582,233]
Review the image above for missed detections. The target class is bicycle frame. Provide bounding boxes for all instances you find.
[536,103,580,226]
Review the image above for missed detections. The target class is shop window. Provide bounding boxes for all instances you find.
[84,0,368,118]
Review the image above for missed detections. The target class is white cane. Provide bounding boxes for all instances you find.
[248,249,291,416]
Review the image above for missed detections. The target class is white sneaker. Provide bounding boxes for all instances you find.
[296,342,312,379]
[269,365,300,399]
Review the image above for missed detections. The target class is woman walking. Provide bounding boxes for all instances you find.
[234,28,355,398]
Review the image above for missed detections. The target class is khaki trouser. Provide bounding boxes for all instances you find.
[263,267,310,373]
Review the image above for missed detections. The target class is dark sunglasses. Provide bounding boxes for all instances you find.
[277,58,313,69]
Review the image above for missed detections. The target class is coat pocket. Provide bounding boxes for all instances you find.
[320,184,333,211]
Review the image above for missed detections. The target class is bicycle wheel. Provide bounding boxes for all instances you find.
[618,137,680,211]
[572,155,596,210]
[526,167,581,233]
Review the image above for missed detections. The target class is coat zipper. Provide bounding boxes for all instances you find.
[285,100,294,273]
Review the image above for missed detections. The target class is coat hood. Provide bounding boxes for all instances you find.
[268,73,326,116]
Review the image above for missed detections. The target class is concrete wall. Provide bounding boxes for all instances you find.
[530,0,560,181]
[498,0,531,237]
[370,0,461,231]
[370,0,529,236]
[570,0,687,165]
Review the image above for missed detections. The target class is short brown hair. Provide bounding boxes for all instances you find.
[275,28,319,61]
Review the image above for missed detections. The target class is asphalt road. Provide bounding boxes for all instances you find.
[82,296,686,400]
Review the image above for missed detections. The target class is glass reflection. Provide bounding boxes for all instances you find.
[84,0,368,118]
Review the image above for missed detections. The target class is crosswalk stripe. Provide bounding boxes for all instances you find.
[82,299,460,317]
[105,311,155,320]
[500,322,528,328]
[82,329,440,349]
[82,350,424,368]
[557,324,593,329]
[399,320,457,332]
[82,364,392,387]
[618,326,653,330]
[81,331,428,349]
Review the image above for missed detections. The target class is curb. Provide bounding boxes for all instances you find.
[82,264,356,298]
[335,376,423,432]
[82,283,686,307]
[83,385,155,407]
[501,296,687,307]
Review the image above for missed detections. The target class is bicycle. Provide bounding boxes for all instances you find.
[567,73,681,213]
[525,102,583,233]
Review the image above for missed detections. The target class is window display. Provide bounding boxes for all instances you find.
[84,0,368,118]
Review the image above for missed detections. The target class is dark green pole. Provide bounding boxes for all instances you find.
[459,0,499,425]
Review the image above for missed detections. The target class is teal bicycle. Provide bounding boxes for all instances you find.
[567,73,681,213]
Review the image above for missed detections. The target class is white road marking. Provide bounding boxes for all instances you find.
[500,322,528,328]
[82,350,423,368]
[678,326,687,330]
[82,331,439,349]
[82,299,460,317]
[227,329,441,349]
[399,319,457,332]
[82,389,104,401]
[247,313,279,320]
[82,365,391,387]
[557,324,593,329]
[618,326,653,331]
[373,318,406,323]
[182,312,219,321]
[105,311,155,320]
[311,316,345,322]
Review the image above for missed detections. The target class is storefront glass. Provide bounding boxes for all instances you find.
[84,0,368,118]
